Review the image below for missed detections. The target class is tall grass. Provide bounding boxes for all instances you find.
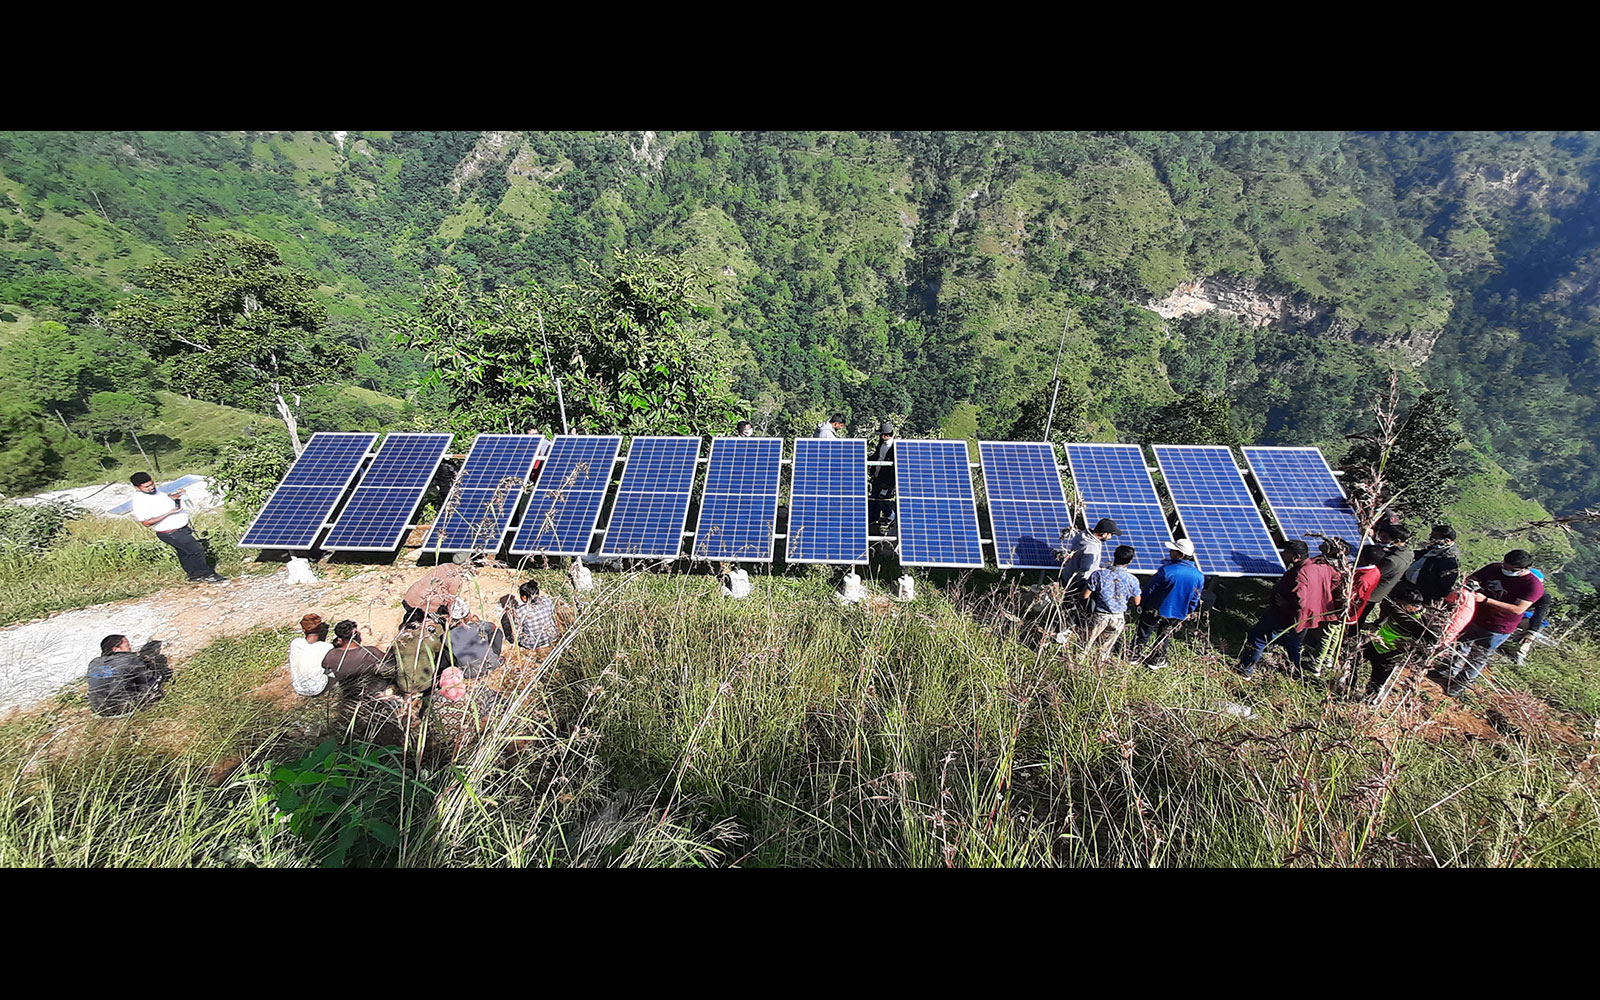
[3,573,1596,867]
[0,513,246,625]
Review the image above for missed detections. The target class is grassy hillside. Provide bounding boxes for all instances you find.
[2,131,1596,585]
[3,572,1594,867]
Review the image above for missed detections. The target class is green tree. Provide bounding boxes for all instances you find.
[0,321,88,428]
[1340,390,1464,523]
[110,218,348,454]
[0,402,61,494]
[1141,390,1239,446]
[410,250,742,436]
[210,428,294,520]
[80,391,157,471]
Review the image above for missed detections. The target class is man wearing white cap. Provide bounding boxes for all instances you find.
[1133,538,1204,669]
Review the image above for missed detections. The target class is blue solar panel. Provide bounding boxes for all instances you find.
[1064,443,1173,573]
[240,432,377,549]
[323,433,452,551]
[693,438,781,561]
[599,436,700,560]
[787,438,868,565]
[980,441,1075,569]
[424,434,544,552]
[1242,446,1364,546]
[1153,445,1284,576]
[895,440,984,568]
[508,436,621,556]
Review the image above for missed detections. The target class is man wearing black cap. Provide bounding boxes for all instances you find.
[1058,517,1120,594]
[127,472,225,583]
[867,423,897,529]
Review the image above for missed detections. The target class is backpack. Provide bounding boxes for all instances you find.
[391,625,444,694]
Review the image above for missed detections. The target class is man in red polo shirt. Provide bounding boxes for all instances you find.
[1444,549,1545,697]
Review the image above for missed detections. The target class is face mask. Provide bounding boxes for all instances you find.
[1501,567,1528,577]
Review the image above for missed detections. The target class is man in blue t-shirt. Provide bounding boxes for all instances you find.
[1134,539,1204,670]
[1081,544,1141,664]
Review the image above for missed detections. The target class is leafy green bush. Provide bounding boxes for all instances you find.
[267,740,436,868]
[0,499,81,551]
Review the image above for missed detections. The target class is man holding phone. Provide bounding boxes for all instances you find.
[128,472,226,584]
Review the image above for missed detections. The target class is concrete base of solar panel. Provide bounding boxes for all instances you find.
[243,434,1362,579]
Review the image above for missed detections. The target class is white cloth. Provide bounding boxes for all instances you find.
[815,420,838,439]
[722,568,751,598]
[129,489,189,531]
[288,637,333,695]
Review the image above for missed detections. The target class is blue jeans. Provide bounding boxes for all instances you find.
[1448,625,1510,695]
[1237,611,1302,676]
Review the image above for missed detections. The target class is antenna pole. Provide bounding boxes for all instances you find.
[1042,308,1073,441]
[538,308,569,435]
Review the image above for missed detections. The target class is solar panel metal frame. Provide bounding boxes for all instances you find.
[422,434,544,553]
[1241,445,1365,547]
[979,440,1077,569]
[894,439,985,569]
[321,433,453,552]
[507,435,622,556]
[598,436,701,561]
[692,437,782,562]
[1153,444,1285,577]
[239,432,377,549]
[1063,442,1173,574]
[786,438,869,565]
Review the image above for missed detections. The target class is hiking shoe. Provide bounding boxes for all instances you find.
[203,573,229,584]
[1148,659,1168,671]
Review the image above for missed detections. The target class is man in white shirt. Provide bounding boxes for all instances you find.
[815,413,845,439]
[128,472,225,583]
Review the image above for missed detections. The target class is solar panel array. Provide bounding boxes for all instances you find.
[323,433,453,551]
[1153,445,1284,576]
[1242,446,1363,546]
[787,438,869,565]
[693,438,782,561]
[979,441,1077,569]
[599,436,701,560]
[509,435,621,556]
[895,440,984,568]
[424,434,544,553]
[240,432,376,549]
[1063,443,1173,573]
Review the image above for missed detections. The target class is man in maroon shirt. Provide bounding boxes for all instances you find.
[1236,539,1340,678]
[1445,549,1545,697]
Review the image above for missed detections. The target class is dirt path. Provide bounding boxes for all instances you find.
[0,563,534,715]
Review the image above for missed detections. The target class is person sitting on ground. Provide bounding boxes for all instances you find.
[1236,539,1339,679]
[86,634,169,716]
[1443,549,1546,698]
[402,552,476,626]
[1395,524,1461,603]
[815,413,846,439]
[506,579,559,650]
[1082,544,1141,664]
[1058,518,1121,594]
[1134,539,1204,670]
[321,620,386,693]
[445,609,506,678]
[289,614,334,696]
[735,420,755,438]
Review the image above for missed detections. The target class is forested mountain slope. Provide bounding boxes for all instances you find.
[2,131,1596,582]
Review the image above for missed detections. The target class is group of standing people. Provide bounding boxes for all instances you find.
[1053,519,1207,670]
[1234,520,1549,699]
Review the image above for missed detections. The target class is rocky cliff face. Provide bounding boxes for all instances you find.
[1146,275,1442,366]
